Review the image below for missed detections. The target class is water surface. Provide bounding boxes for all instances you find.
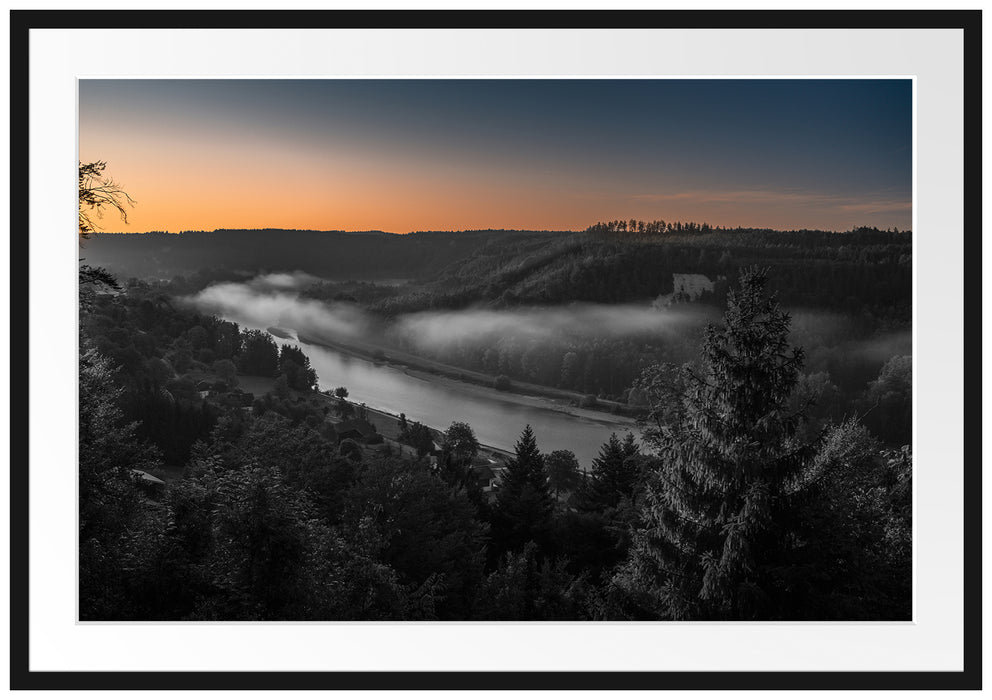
[235,320,637,468]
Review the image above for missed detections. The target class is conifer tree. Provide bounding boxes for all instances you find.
[561,432,645,584]
[581,432,641,513]
[492,425,554,554]
[545,449,582,501]
[614,267,815,620]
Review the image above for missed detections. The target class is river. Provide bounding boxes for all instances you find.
[234,321,639,468]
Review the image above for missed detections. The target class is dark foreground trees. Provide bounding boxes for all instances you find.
[611,267,810,619]
[279,344,318,391]
[78,261,910,621]
[442,421,481,465]
[238,329,279,376]
[491,425,554,556]
[545,449,581,501]
[79,347,163,619]
[610,267,911,620]
[581,432,642,512]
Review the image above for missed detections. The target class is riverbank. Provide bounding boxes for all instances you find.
[361,404,515,464]
[240,365,627,469]
[293,330,641,428]
[242,369,608,467]
[307,385,515,465]
[235,321,644,465]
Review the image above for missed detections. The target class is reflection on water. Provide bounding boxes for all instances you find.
[240,322,635,468]
[302,341,634,469]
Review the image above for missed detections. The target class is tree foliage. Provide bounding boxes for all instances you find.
[79,160,136,240]
[491,425,554,556]
[580,433,641,512]
[345,458,488,619]
[442,421,481,464]
[613,268,816,620]
[279,344,318,390]
[545,449,582,500]
[474,542,588,620]
[399,420,436,458]
[78,347,163,619]
[238,329,279,376]
[862,355,912,446]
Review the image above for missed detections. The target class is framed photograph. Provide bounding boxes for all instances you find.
[9,8,981,691]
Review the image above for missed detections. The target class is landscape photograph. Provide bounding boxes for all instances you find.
[78,78,913,622]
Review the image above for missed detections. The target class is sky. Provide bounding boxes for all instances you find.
[79,79,912,233]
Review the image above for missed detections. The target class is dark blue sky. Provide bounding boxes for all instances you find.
[80,79,912,232]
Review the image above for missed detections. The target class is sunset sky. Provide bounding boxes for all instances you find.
[79,79,912,233]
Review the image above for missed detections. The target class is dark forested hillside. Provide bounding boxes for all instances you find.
[82,226,911,328]
[364,225,912,324]
[81,228,570,281]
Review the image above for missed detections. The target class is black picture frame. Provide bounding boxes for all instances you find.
[9,8,982,691]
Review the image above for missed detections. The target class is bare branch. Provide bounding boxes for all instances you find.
[79,160,136,241]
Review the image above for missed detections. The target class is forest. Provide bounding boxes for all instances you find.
[81,227,565,281]
[80,262,912,621]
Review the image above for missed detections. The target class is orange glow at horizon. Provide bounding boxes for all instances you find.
[78,136,912,235]
[79,80,912,234]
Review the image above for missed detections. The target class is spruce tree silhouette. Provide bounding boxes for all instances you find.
[492,425,554,555]
[615,267,816,620]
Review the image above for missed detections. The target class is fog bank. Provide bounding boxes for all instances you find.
[186,277,716,351]
[393,304,712,352]
[186,276,909,372]
[188,282,371,340]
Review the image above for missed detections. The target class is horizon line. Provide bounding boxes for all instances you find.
[86,223,915,236]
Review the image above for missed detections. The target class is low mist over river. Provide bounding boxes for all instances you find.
[190,272,712,350]
[186,275,706,466]
[186,273,910,467]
